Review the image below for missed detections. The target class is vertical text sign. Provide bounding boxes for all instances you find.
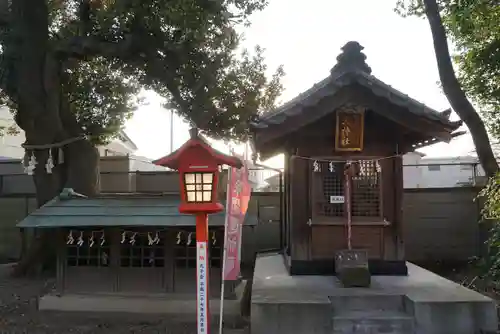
[223,154,251,280]
[197,241,208,334]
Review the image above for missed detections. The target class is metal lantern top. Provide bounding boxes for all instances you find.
[153,128,243,214]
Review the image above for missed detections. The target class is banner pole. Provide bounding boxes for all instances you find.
[219,166,232,334]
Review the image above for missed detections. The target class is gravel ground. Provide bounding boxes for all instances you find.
[0,264,249,334]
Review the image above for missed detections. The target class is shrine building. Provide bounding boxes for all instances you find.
[250,41,463,276]
[16,190,258,312]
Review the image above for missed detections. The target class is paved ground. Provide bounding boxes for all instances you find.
[0,265,248,334]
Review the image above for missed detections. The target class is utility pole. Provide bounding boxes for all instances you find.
[170,109,174,153]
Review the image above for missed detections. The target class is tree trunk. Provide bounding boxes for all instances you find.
[423,0,499,177]
[12,141,100,277]
[11,0,100,277]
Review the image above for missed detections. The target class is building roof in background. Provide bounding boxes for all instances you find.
[117,130,138,151]
[17,192,258,228]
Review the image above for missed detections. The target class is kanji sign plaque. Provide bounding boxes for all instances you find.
[335,106,365,152]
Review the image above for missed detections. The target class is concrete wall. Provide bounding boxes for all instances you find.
[0,156,172,195]
[403,187,482,262]
[0,156,223,196]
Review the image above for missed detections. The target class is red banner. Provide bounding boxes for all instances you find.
[222,152,251,281]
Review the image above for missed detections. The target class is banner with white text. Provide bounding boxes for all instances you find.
[222,153,250,281]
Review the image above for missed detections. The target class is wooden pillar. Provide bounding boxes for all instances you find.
[56,229,66,295]
[393,156,405,260]
[284,151,290,256]
[164,230,175,292]
[290,155,311,264]
[110,228,120,292]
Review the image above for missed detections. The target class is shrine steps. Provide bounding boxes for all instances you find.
[332,310,414,334]
[251,253,497,334]
[330,295,415,334]
[330,294,405,312]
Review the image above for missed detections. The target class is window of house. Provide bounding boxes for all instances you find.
[66,229,110,267]
[119,229,165,267]
[427,164,441,171]
[313,160,382,219]
[174,228,222,269]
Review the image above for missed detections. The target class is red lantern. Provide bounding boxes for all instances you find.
[153,128,242,214]
[153,127,242,334]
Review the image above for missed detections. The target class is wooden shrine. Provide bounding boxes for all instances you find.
[17,192,257,298]
[250,41,463,276]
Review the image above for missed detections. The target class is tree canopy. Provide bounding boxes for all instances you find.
[396,0,499,137]
[396,0,498,177]
[0,0,284,145]
[444,1,499,138]
[1,0,285,276]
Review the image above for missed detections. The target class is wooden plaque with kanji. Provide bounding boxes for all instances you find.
[335,106,365,151]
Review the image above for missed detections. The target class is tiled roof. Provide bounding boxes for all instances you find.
[251,41,461,131]
[17,192,257,228]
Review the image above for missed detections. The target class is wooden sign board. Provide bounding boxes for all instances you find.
[335,106,365,152]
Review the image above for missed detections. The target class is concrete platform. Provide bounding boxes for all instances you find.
[40,293,239,316]
[40,280,248,319]
[251,253,498,334]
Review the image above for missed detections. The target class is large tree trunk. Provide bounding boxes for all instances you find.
[11,0,100,277]
[423,0,499,177]
[13,142,99,277]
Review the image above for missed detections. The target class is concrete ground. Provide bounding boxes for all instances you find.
[251,253,498,334]
[0,264,248,333]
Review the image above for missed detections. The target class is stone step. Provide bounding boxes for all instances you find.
[329,294,405,312]
[332,310,415,334]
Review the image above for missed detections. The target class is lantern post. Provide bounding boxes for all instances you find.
[153,128,242,334]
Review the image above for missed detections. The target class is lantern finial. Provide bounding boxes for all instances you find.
[189,127,199,139]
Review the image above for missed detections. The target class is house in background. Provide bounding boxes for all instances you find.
[98,131,138,157]
[262,173,283,192]
[402,151,484,188]
[0,106,138,159]
[246,160,279,191]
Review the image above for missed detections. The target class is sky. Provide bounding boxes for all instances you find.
[124,0,475,168]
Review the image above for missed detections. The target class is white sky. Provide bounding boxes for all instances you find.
[125,0,475,168]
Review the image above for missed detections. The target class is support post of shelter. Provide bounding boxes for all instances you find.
[289,155,311,267]
[393,156,405,261]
